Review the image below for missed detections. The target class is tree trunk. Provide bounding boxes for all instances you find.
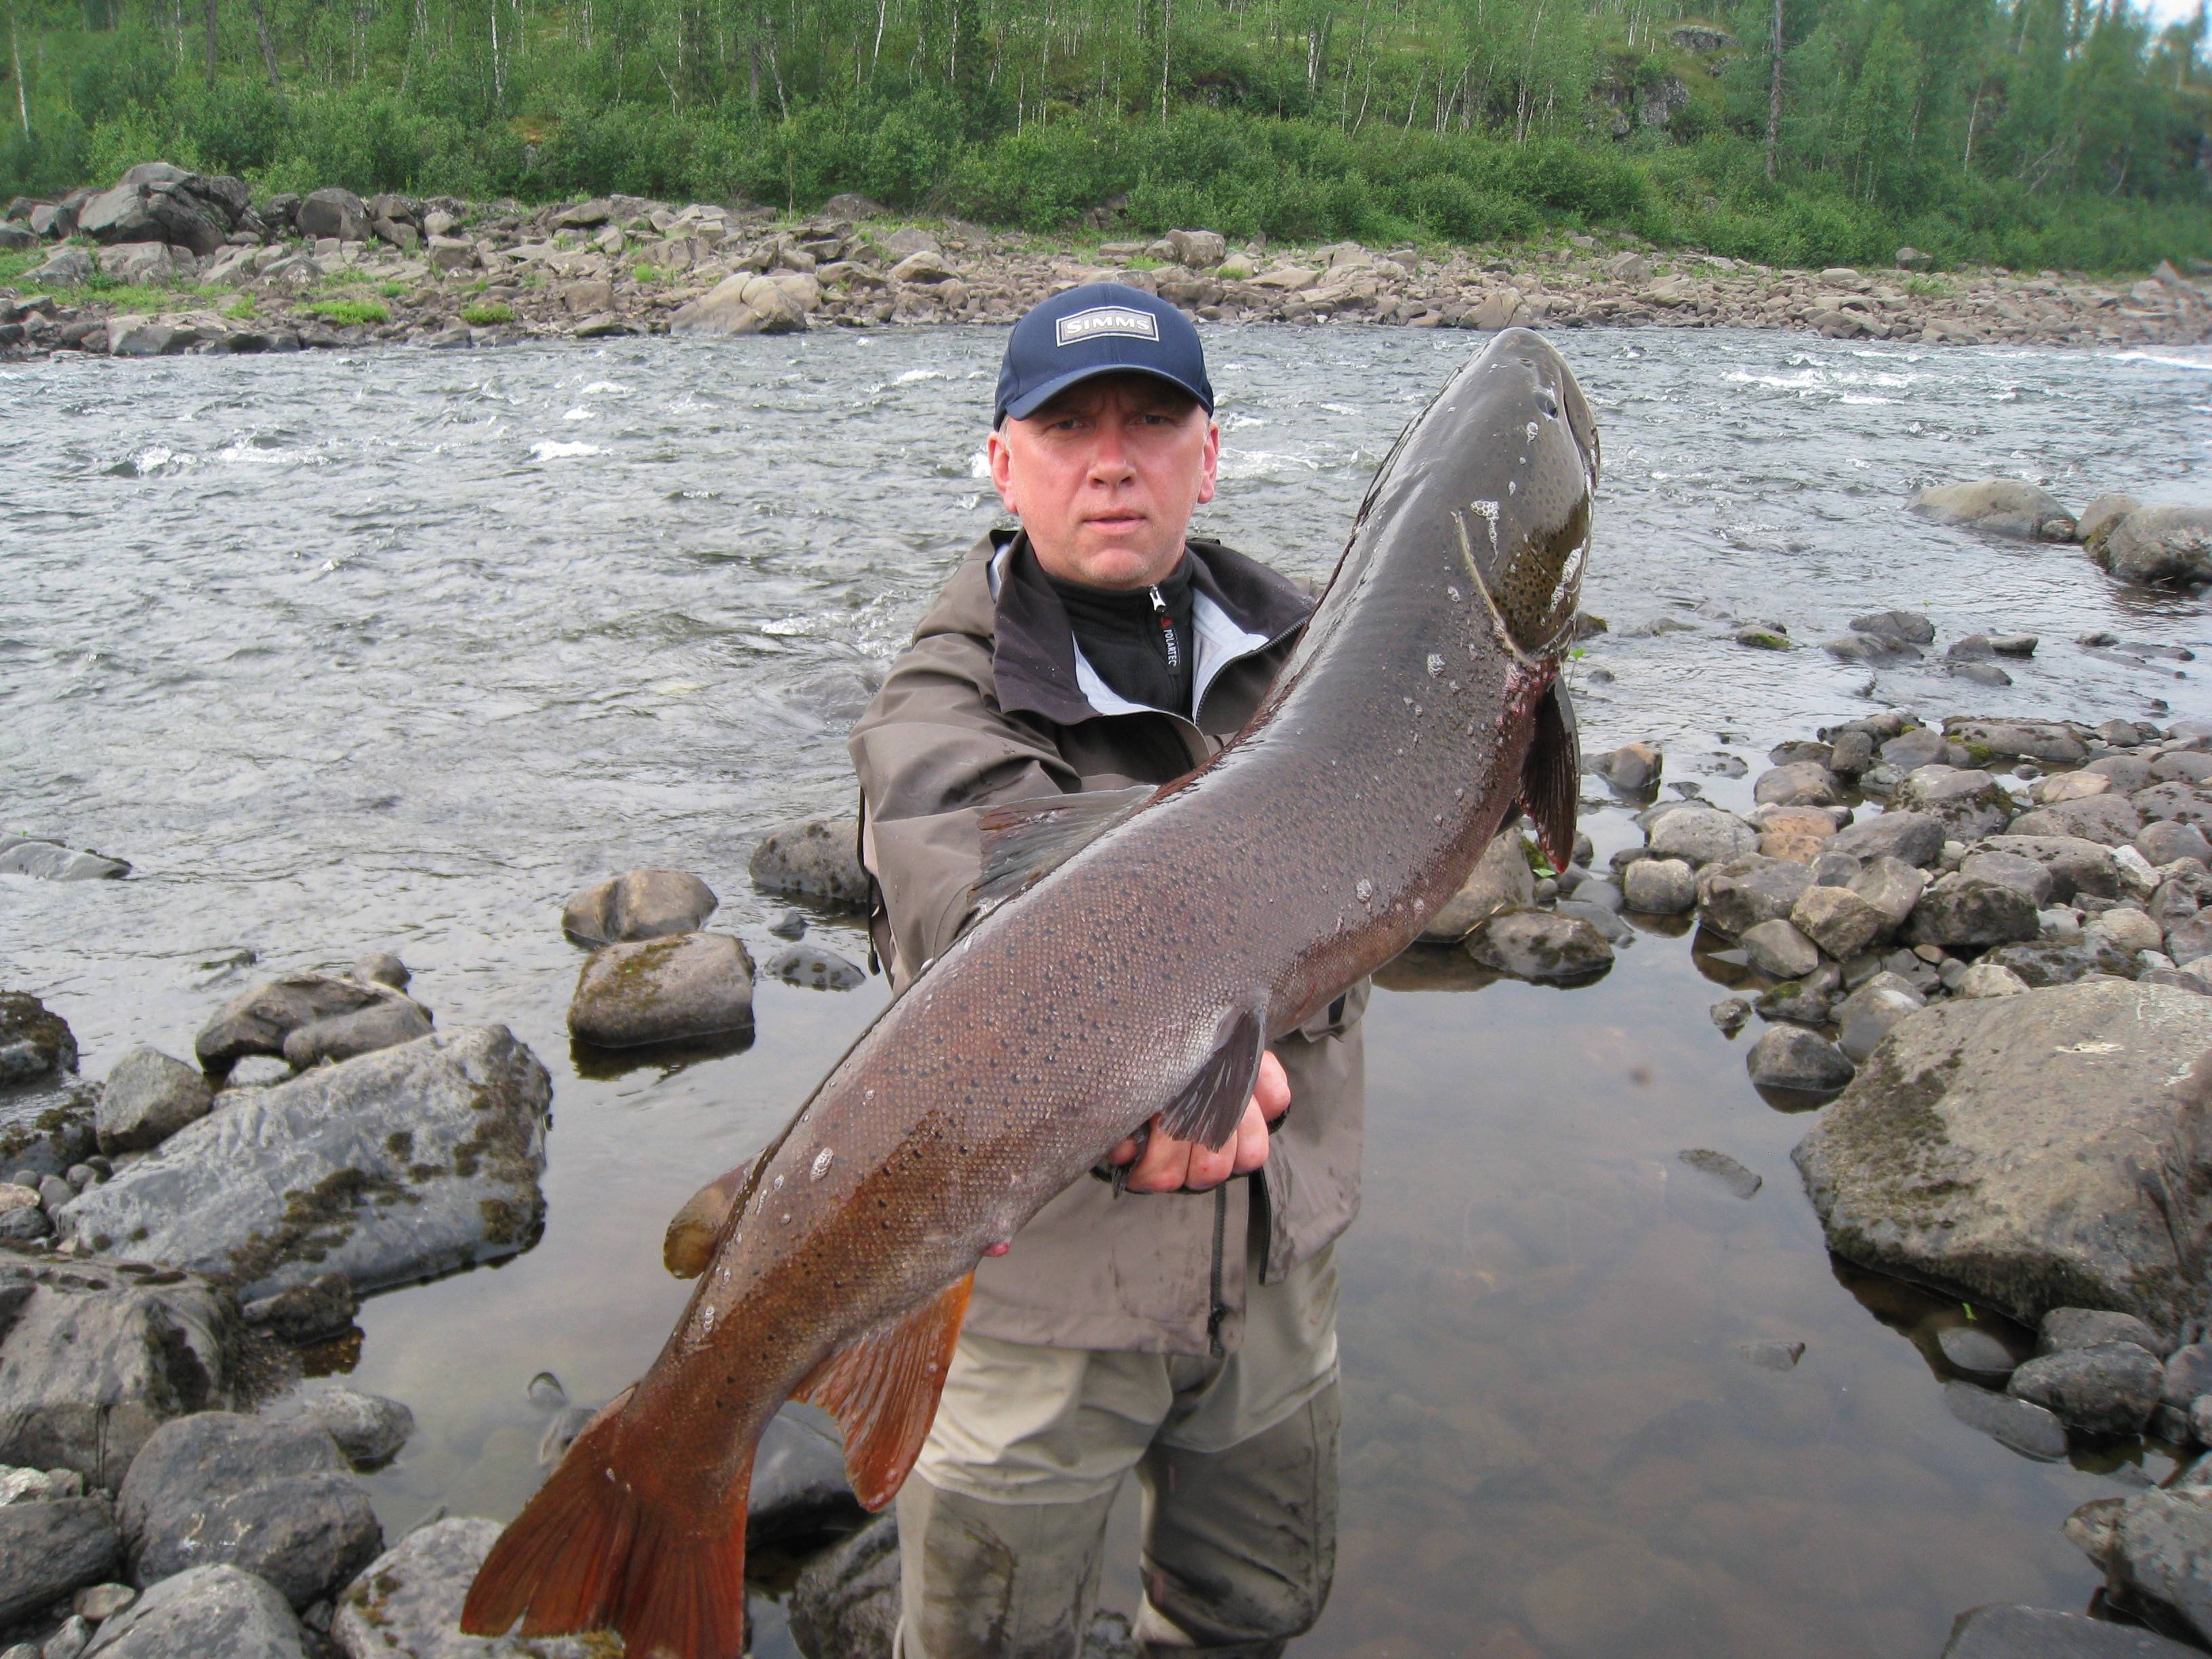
[249,0,281,85]
[11,9,28,138]
[204,0,217,86]
[1765,0,1782,180]
[1159,0,1168,120]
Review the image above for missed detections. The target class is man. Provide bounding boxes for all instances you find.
[848,283,1364,1658]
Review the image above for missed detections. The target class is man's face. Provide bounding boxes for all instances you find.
[988,372,1220,591]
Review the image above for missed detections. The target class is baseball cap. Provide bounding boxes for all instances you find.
[994,283,1214,427]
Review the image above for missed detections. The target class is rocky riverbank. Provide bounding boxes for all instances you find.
[5,163,2211,359]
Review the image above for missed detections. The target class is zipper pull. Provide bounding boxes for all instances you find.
[1149,586,1181,671]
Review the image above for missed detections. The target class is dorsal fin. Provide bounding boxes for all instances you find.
[1156,1002,1267,1152]
[1519,678,1580,874]
[970,785,1155,915]
[794,1273,975,1510]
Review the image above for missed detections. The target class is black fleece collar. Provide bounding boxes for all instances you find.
[987,529,1311,735]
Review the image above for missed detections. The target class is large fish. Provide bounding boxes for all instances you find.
[461,327,1599,1659]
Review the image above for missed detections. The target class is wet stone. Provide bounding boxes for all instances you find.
[330,1515,605,1659]
[1736,1338,1805,1370]
[1740,919,1820,981]
[2042,1309,2166,1358]
[0,1496,119,1625]
[1939,1603,2204,1658]
[239,1271,358,1345]
[1676,1149,1761,1200]
[84,1563,307,1659]
[1757,966,1840,1027]
[194,975,416,1076]
[750,818,869,909]
[1698,857,1813,937]
[767,908,808,940]
[1622,857,1695,915]
[1746,1025,1853,1094]
[1939,1324,2020,1382]
[1852,609,1937,645]
[763,944,868,991]
[560,868,718,947]
[282,1387,413,1469]
[1418,830,1534,941]
[1465,911,1614,985]
[1709,998,1752,1035]
[350,953,409,990]
[1835,979,1926,1063]
[1946,1379,2070,1459]
[568,933,756,1048]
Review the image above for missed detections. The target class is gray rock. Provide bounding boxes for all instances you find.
[1939,1603,2203,1658]
[1622,857,1696,915]
[2092,506,2212,589]
[60,1025,552,1303]
[295,188,368,242]
[1827,811,1946,868]
[789,1512,901,1659]
[2080,494,2146,546]
[1948,720,2091,767]
[351,955,410,991]
[1647,805,1759,865]
[2091,906,2167,958]
[763,944,868,991]
[1894,767,2016,840]
[119,1413,380,1610]
[1938,1324,2018,1382]
[1593,743,1662,791]
[194,975,417,1075]
[330,1515,603,1659]
[1790,882,1893,959]
[1982,834,2123,901]
[1676,1149,1761,1200]
[568,933,756,1047]
[1418,830,1535,941]
[284,1387,413,1469]
[2142,825,2212,872]
[0,840,128,882]
[1709,998,1752,1035]
[1746,1025,1853,1094]
[1944,1380,2069,1459]
[1828,730,1877,776]
[767,909,808,940]
[44,1614,90,1659]
[81,1564,306,1659]
[1851,609,1937,645]
[0,1497,119,1625]
[2011,795,2146,848]
[1740,919,1821,980]
[1955,962,2031,998]
[1,993,77,1086]
[560,869,718,946]
[279,998,433,1069]
[1883,727,1950,769]
[73,1584,134,1622]
[239,1271,357,1345]
[1908,874,2041,950]
[95,1050,211,1155]
[752,1407,865,1548]
[1,1466,85,1503]
[2164,1343,2212,1410]
[2080,1485,2212,1647]
[0,1082,94,1186]
[1982,937,2140,987]
[26,247,93,287]
[1793,982,2212,1343]
[668,271,809,335]
[1910,478,2078,541]
[2137,783,2212,832]
[2008,1344,2163,1436]
[1698,857,1813,937]
[2042,1309,2166,1357]
[1961,849,2055,907]
[1753,762,1843,808]
[750,819,869,907]
[1757,964,1842,1026]
[0,1258,238,1490]
[1735,1338,1806,1370]
[1836,981,1925,1063]
[1464,911,1614,985]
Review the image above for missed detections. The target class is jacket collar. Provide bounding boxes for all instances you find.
[984,529,1311,734]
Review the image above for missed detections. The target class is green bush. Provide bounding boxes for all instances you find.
[460,300,515,324]
[302,298,390,325]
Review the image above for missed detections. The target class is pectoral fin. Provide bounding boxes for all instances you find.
[1519,678,1580,874]
[970,785,1155,915]
[794,1273,974,1510]
[1156,1003,1266,1152]
[664,1156,760,1279]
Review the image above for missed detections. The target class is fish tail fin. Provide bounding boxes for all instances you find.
[461,1389,754,1659]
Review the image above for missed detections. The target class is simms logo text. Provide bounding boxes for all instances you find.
[1054,306,1161,347]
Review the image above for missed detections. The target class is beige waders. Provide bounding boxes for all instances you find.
[893,1240,1341,1659]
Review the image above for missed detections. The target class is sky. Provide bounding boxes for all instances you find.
[2138,0,2207,26]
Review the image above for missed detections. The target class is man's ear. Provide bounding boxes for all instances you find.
[1195,418,1221,508]
[987,427,1021,516]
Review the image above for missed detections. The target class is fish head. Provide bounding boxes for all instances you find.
[1442,328,1599,663]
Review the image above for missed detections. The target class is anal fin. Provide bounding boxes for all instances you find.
[1519,678,1580,874]
[794,1273,974,1511]
[1156,1004,1266,1152]
[970,785,1155,915]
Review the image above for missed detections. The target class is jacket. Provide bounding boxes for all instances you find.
[847,528,1366,1357]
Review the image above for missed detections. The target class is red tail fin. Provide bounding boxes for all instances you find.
[460,1394,752,1659]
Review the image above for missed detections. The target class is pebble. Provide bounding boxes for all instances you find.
[1937,1324,2018,1382]
[1708,998,1752,1035]
[1745,1025,1854,1094]
[1736,1339,1805,1370]
[1944,1380,2068,1460]
[768,909,809,939]
[1677,1149,1761,1199]
[73,1583,136,1621]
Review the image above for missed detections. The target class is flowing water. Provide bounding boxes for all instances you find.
[3,326,2211,1656]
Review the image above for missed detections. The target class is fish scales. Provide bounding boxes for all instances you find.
[461,329,1599,1659]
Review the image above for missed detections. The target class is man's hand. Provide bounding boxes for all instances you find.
[1109,1050,1290,1193]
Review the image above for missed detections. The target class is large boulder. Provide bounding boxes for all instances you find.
[669,271,809,335]
[0,1256,240,1490]
[76,163,241,256]
[331,1516,609,1659]
[1909,478,2077,541]
[1980,834,2121,902]
[1464,910,1614,985]
[60,1025,552,1302]
[81,1563,307,1659]
[2071,1486,2212,1650]
[1892,767,2015,840]
[568,933,756,1048]
[1826,810,1946,869]
[1418,830,1534,941]
[750,817,869,907]
[295,188,369,243]
[96,1046,213,1153]
[2090,506,2212,589]
[1946,719,2091,768]
[2011,795,2146,847]
[560,868,718,945]
[1793,982,2212,1343]
[0,1494,120,1625]
[0,835,129,880]
[1646,804,1759,865]
[194,972,430,1075]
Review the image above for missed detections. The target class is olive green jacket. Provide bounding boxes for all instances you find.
[847,529,1366,1357]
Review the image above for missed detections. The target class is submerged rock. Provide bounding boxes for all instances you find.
[560,867,718,946]
[119,1412,381,1610]
[0,1256,240,1490]
[1910,478,2077,541]
[1939,1603,2203,1658]
[763,943,869,991]
[569,932,756,1047]
[1794,982,2212,1343]
[60,1025,552,1302]
[1944,1380,2068,1460]
[83,1563,307,1659]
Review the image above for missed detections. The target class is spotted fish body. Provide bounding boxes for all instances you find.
[461,329,1599,1659]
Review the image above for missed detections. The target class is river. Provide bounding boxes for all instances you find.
[3,325,2211,1656]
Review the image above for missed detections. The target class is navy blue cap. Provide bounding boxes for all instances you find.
[994,284,1214,427]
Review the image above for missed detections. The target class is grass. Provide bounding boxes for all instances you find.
[0,249,43,285]
[1904,274,1955,298]
[459,300,514,325]
[300,298,390,325]
[378,280,406,297]
[222,294,256,319]
[632,261,668,283]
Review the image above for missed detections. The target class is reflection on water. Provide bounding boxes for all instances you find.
[3,327,2210,1655]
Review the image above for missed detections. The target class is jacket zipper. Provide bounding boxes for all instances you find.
[1147,585,1181,673]
[1206,1185,1229,1358]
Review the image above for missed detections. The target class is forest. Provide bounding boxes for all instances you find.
[3,0,2209,269]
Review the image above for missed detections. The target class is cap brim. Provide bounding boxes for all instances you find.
[999,363,1213,425]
